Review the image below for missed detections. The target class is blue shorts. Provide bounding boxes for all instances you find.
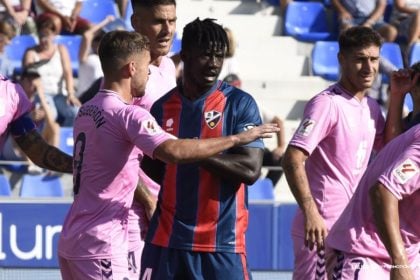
[140,243,252,280]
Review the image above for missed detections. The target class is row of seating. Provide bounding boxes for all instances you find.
[311,41,415,82]
[0,174,64,197]
[283,0,395,42]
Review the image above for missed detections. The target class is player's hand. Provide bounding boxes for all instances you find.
[304,210,327,251]
[235,123,280,146]
[390,69,419,98]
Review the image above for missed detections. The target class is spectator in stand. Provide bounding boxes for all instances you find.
[77,15,117,99]
[0,0,35,34]
[390,0,420,63]
[331,0,398,42]
[22,14,80,126]
[34,0,91,35]
[0,21,15,78]
[2,65,60,174]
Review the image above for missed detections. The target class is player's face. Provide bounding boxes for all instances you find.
[339,45,380,93]
[131,50,151,98]
[183,43,225,91]
[131,4,176,63]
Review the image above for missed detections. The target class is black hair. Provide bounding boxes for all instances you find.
[181,18,229,53]
[131,0,176,10]
[338,26,383,54]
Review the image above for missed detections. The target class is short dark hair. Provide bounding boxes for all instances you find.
[98,30,150,74]
[181,18,228,53]
[411,61,420,85]
[131,0,176,10]
[338,26,383,54]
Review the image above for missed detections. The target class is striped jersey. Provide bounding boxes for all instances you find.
[146,81,264,253]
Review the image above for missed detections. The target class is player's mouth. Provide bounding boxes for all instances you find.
[156,38,171,47]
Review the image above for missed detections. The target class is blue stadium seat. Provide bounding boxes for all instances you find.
[20,174,64,197]
[80,0,119,24]
[276,203,298,270]
[124,0,134,31]
[59,127,74,156]
[0,174,12,196]
[381,42,404,83]
[409,43,420,66]
[248,178,275,200]
[55,35,82,77]
[169,32,181,56]
[284,2,332,42]
[311,41,339,81]
[5,34,37,75]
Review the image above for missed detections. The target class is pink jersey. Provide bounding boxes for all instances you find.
[133,56,176,111]
[289,84,384,237]
[327,125,420,261]
[0,75,32,149]
[58,90,173,260]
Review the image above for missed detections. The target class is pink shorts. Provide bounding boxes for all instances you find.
[128,239,145,280]
[59,255,131,280]
[292,235,327,280]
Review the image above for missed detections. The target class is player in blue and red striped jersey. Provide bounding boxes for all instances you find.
[140,18,264,280]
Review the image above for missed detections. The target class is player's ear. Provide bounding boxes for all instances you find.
[126,61,136,78]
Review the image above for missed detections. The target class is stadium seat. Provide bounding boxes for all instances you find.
[0,174,12,196]
[380,42,404,83]
[20,174,64,197]
[80,0,120,24]
[276,203,298,270]
[409,43,420,66]
[284,2,332,42]
[248,178,275,200]
[124,0,134,31]
[169,32,182,56]
[5,34,37,75]
[311,41,339,81]
[59,127,74,156]
[55,35,82,77]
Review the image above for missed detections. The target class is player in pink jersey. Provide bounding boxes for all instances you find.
[128,1,178,277]
[326,125,420,280]
[57,30,279,280]
[281,26,385,280]
[0,74,72,173]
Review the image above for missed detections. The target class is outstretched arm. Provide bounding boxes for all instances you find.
[200,147,263,185]
[370,183,414,280]
[153,123,279,164]
[282,145,327,250]
[14,130,73,173]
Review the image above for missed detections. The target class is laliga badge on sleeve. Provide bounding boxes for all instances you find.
[142,119,161,135]
[297,118,316,137]
[392,158,419,184]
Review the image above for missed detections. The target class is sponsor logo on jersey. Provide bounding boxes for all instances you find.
[204,110,222,129]
[142,119,160,135]
[392,158,419,184]
[165,118,174,132]
[297,118,315,136]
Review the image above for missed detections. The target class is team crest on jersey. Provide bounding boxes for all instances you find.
[204,110,222,129]
[0,97,5,117]
[392,158,419,184]
[142,119,160,135]
[297,118,316,136]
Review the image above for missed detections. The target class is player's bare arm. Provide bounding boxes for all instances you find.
[370,183,414,280]
[282,145,327,250]
[153,123,279,164]
[14,130,73,173]
[134,181,156,220]
[200,147,264,185]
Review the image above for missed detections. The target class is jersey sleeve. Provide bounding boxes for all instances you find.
[378,143,420,200]
[10,80,33,122]
[234,94,264,149]
[124,106,175,159]
[289,93,335,155]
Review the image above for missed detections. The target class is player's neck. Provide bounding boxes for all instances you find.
[150,54,163,67]
[102,80,132,103]
[181,81,213,101]
[338,80,367,102]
